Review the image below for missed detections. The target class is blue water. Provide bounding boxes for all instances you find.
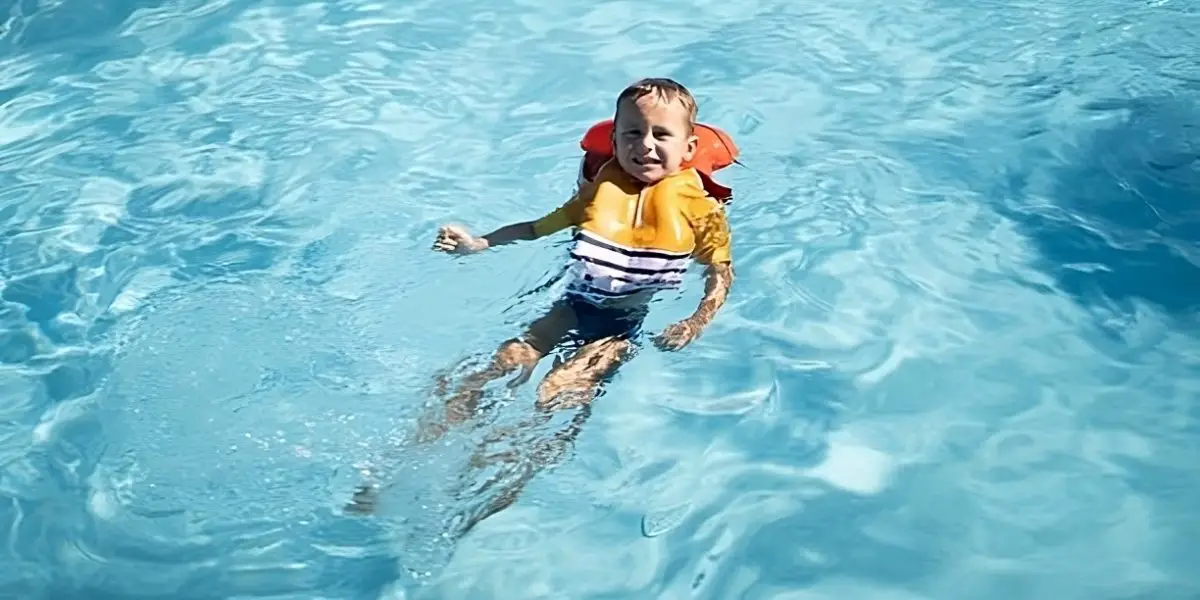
[2,0,1199,597]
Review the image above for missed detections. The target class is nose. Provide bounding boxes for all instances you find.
[636,132,655,153]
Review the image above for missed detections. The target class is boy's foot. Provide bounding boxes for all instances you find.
[345,483,380,515]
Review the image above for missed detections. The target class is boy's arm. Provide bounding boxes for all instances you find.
[475,221,538,250]
[479,186,589,246]
[434,222,535,253]
[654,202,734,350]
[441,190,588,253]
[688,201,734,327]
[654,260,734,351]
[689,261,735,329]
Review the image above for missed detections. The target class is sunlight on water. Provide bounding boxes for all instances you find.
[1,0,1198,598]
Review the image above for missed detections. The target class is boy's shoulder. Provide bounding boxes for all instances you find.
[670,169,729,214]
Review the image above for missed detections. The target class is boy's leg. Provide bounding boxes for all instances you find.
[535,335,634,411]
[418,301,578,442]
[455,334,635,534]
[345,302,577,515]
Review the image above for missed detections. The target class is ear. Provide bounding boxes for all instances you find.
[683,131,699,161]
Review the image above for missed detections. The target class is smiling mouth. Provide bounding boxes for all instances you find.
[632,156,661,167]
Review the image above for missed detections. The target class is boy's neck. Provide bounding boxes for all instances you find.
[615,164,689,186]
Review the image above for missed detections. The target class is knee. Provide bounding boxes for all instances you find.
[535,369,570,405]
[534,353,615,411]
[533,337,633,411]
[535,375,594,412]
[495,339,540,367]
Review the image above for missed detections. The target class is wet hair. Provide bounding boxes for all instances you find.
[614,77,698,129]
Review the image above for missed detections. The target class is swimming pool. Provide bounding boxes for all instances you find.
[2,0,1198,597]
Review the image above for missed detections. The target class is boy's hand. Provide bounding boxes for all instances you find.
[653,317,703,351]
[655,263,733,352]
[433,224,487,254]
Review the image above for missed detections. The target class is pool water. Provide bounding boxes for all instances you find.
[2,0,1198,598]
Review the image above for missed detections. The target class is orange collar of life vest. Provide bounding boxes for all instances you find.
[578,119,739,202]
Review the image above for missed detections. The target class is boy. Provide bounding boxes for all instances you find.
[349,78,738,525]
[431,77,736,421]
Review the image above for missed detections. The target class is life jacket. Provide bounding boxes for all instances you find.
[532,159,732,303]
[576,119,739,203]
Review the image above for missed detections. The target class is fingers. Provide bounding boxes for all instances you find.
[432,224,466,253]
[653,322,699,351]
[432,235,458,252]
[432,224,485,254]
[654,335,687,351]
[652,330,682,351]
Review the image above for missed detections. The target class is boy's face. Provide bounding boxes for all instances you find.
[612,95,698,184]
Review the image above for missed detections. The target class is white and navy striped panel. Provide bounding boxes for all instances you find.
[565,230,692,299]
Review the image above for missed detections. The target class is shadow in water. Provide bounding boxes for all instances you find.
[1000,95,1199,317]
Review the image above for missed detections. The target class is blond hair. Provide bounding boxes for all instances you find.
[615,77,698,128]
